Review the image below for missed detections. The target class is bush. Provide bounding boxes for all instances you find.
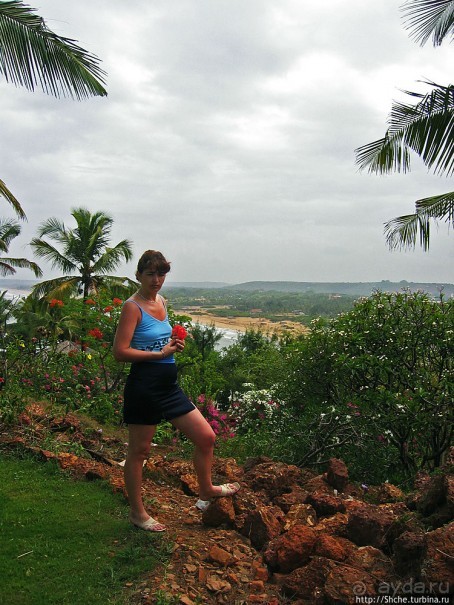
[282,290,453,479]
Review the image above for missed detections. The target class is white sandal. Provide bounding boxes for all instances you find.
[195,482,240,511]
[130,516,166,532]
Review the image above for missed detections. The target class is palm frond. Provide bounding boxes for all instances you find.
[0,0,107,99]
[0,218,21,249]
[0,178,26,218]
[384,190,454,250]
[29,237,77,273]
[356,83,454,175]
[37,216,67,240]
[0,256,42,276]
[30,275,80,299]
[91,240,133,274]
[401,0,454,46]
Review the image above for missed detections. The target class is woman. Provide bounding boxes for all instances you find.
[113,250,239,532]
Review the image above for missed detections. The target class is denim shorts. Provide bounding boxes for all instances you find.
[123,362,195,425]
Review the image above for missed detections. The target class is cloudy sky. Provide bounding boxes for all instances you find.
[1,0,453,285]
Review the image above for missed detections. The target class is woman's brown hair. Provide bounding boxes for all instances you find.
[136,250,171,275]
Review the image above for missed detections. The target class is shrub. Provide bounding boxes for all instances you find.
[282,290,453,477]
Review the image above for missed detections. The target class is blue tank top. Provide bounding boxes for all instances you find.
[126,298,174,364]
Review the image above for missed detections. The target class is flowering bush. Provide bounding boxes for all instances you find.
[229,384,289,435]
[283,290,454,477]
[196,394,234,440]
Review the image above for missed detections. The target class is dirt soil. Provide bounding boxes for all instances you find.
[0,407,284,605]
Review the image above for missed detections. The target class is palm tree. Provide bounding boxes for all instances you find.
[0,0,107,99]
[30,207,134,300]
[0,0,107,210]
[355,0,454,250]
[0,218,42,276]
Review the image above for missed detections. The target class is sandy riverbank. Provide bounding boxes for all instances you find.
[183,312,309,335]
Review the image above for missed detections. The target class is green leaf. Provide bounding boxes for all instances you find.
[0,1,107,99]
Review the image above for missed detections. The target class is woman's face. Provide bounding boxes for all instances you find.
[137,266,167,294]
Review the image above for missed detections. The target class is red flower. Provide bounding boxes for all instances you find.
[49,298,64,308]
[85,298,96,305]
[172,324,188,340]
[104,305,114,313]
[88,328,104,340]
[112,298,123,306]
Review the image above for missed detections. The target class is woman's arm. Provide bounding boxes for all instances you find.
[113,302,177,362]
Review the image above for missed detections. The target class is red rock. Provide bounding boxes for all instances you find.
[249,580,264,593]
[326,458,349,492]
[234,488,269,517]
[314,512,349,536]
[283,503,316,530]
[346,545,395,580]
[303,474,333,494]
[376,483,406,503]
[346,503,403,549]
[314,533,350,561]
[306,491,346,517]
[324,564,377,604]
[244,461,303,499]
[241,506,282,550]
[202,497,236,527]
[180,473,199,496]
[273,487,308,513]
[208,544,236,566]
[247,595,268,603]
[416,474,448,516]
[420,522,454,590]
[393,530,425,575]
[205,575,232,593]
[214,457,244,480]
[253,566,269,581]
[264,525,317,572]
[281,556,336,599]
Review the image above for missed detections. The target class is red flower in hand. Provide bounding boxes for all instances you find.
[172,324,188,340]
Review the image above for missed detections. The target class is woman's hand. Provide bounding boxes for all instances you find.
[162,338,185,357]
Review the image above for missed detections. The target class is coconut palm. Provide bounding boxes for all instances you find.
[0,0,107,210]
[0,0,107,99]
[0,218,42,276]
[30,207,134,300]
[355,0,454,250]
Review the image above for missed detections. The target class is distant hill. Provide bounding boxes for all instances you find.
[1,278,453,298]
[165,281,231,289]
[226,281,454,297]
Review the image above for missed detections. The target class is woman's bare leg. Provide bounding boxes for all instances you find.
[171,408,226,500]
[124,424,163,525]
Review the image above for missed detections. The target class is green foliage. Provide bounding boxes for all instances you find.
[4,293,127,424]
[282,290,453,478]
[0,1,107,99]
[165,285,357,324]
[2,282,452,486]
[355,0,454,250]
[29,207,134,300]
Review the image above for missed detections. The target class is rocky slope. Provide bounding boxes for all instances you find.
[1,405,453,604]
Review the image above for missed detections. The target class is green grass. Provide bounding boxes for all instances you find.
[0,453,173,605]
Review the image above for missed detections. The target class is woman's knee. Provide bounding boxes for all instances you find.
[128,441,152,460]
[195,426,216,451]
